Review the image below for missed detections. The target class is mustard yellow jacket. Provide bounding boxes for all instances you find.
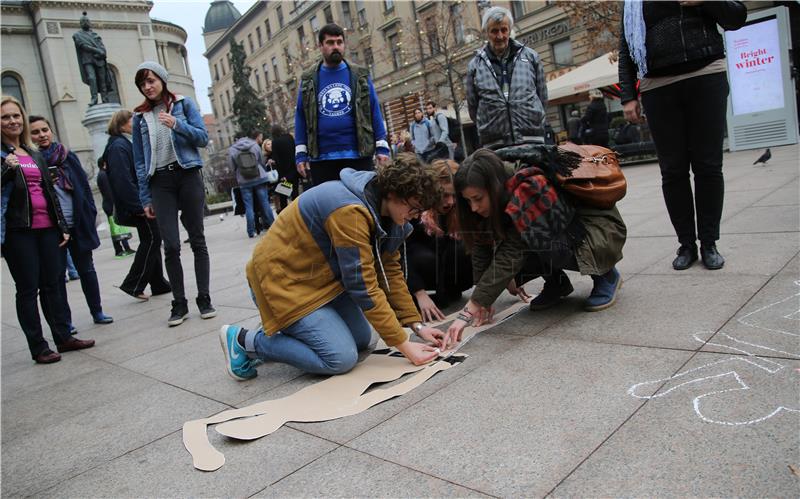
[246,169,421,346]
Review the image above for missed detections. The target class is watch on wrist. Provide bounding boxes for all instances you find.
[412,322,427,334]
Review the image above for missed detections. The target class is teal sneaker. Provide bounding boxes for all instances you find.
[219,325,257,381]
[584,267,622,312]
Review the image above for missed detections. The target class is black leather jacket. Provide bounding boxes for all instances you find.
[1,143,68,234]
[619,1,747,104]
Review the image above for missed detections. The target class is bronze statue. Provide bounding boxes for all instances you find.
[73,12,117,106]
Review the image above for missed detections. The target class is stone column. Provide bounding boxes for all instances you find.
[81,102,122,165]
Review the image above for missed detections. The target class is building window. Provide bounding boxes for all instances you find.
[265,19,272,39]
[297,25,306,47]
[342,2,353,30]
[511,1,525,19]
[220,94,225,115]
[256,26,263,47]
[247,34,254,53]
[356,1,367,28]
[277,5,284,28]
[323,5,333,24]
[387,33,401,69]
[255,71,261,92]
[214,63,220,81]
[225,89,231,111]
[384,0,394,13]
[221,57,226,76]
[1,74,25,108]
[263,63,269,85]
[451,3,465,44]
[310,15,320,34]
[552,38,573,68]
[272,56,280,82]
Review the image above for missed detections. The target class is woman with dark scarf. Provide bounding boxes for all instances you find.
[446,146,626,344]
[103,109,171,300]
[1,96,95,364]
[29,115,114,326]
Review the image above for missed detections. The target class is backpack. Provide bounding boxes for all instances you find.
[234,149,260,180]
[446,117,460,143]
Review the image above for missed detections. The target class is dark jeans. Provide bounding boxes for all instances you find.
[516,235,580,286]
[120,216,171,296]
[641,72,729,246]
[46,237,104,325]
[309,157,374,187]
[4,228,72,357]
[150,167,210,301]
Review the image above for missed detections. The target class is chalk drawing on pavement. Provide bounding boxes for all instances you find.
[628,280,800,426]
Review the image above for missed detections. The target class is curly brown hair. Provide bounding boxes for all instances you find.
[375,153,442,210]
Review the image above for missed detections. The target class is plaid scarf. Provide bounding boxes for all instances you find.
[504,167,575,251]
[41,142,73,191]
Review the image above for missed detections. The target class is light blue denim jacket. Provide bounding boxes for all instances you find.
[132,95,208,207]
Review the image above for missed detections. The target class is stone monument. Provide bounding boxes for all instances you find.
[75,11,121,167]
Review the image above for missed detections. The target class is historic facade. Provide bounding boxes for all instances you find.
[1,0,199,175]
[202,1,623,150]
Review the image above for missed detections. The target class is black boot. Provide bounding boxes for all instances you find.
[700,243,725,270]
[672,244,698,271]
[530,270,574,311]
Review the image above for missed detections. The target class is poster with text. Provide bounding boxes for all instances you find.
[725,18,784,116]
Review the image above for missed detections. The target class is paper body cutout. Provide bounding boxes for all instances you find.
[184,300,528,471]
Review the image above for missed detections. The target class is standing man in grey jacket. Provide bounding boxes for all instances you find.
[465,6,547,149]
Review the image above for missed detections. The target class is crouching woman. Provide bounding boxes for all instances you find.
[220,154,447,380]
[448,148,626,340]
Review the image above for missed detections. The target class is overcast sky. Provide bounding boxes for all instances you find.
[150,0,254,115]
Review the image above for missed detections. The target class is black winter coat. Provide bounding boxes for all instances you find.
[581,100,609,146]
[619,1,747,104]
[103,135,143,226]
[271,133,297,183]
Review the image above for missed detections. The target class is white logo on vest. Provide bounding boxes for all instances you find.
[318,83,352,117]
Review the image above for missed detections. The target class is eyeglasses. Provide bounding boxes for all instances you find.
[406,202,425,218]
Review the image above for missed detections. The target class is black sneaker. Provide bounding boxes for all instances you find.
[197,294,217,319]
[168,299,189,327]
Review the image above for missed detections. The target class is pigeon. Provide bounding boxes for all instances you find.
[753,148,771,166]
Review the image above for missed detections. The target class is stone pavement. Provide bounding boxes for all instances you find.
[2,145,798,498]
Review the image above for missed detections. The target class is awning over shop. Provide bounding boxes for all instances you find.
[547,52,619,101]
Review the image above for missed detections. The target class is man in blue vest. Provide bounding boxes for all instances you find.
[295,23,390,187]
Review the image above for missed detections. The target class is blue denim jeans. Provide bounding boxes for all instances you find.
[240,183,275,237]
[244,293,372,375]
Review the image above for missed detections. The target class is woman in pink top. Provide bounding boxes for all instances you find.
[1,95,95,364]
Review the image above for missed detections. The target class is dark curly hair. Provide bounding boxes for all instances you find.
[375,153,442,210]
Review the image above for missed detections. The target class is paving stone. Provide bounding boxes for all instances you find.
[255,446,491,498]
[551,353,800,497]
[723,205,800,234]
[538,273,768,350]
[644,231,800,277]
[1,367,226,497]
[34,427,337,499]
[121,327,305,406]
[347,337,690,497]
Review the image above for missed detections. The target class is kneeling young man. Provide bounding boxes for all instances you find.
[221,154,448,380]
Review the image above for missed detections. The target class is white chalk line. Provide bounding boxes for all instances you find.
[627,280,800,425]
